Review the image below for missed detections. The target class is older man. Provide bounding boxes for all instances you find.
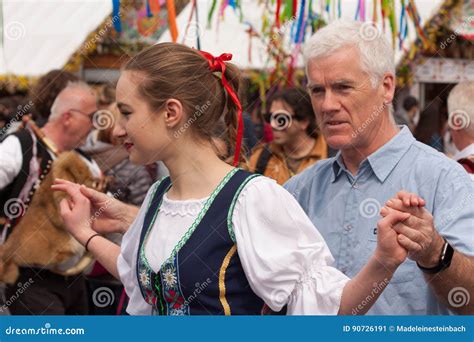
[284,20,474,315]
[0,81,98,314]
[447,81,474,179]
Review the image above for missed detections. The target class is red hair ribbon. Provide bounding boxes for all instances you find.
[198,50,244,167]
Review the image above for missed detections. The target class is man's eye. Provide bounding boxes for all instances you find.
[311,87,324,94]
[335,84,351,91]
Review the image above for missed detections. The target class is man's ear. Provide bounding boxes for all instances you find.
[60,111,72,128]
[164,99,184,129]
[381,72,395,105]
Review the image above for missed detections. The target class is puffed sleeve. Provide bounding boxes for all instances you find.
[232,176,350,315]
[116,181,162,315]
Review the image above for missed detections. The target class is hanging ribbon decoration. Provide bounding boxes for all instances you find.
[399,0,408,50]
[207,0,218,27]
[146,0,152,18]
[372,0,378,22]
[195,0,201,50]
[183,0,197,45]
[275,0,282,28]
[167,0,178,42]
[112,0,122,33]
[198,51,244,167]
[406,0,429,49]
[150,0,160,15]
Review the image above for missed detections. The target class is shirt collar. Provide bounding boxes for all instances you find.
[331,126,415,183]
[453,143,474,161]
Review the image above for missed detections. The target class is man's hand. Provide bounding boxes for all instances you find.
[382,191,445,267]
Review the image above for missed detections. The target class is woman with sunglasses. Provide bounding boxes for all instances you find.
[249,88,327,185]
[52,43,412,315]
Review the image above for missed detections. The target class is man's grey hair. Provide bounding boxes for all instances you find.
[49,81,95,121]
[303,20,395,88]
[448,81,474,137]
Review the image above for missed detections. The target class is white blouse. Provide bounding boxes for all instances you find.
[117,175,349,315]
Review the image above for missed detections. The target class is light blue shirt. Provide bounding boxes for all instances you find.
[284,126,474,315]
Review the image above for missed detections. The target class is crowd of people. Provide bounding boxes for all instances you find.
[0,20,473,316]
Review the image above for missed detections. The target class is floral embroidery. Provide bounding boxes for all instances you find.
[162,267,178,288]
[140,269,151,289]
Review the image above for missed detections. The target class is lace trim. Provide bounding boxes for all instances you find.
[140,168,239,273]
[159,194,208,217]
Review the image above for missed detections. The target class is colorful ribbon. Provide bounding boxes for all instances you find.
[198,50,244,167]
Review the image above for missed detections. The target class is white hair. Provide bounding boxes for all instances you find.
[303,20,395,88]
[49,81,95,121]
[447,81,474,137]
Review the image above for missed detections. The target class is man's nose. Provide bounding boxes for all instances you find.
[321,90,341,113]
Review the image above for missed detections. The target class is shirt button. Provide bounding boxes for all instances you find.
[345,224,353,231]
[352,183,359,189]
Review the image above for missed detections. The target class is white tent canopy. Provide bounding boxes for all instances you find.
[0,0,112,77]
[158,0,444,69]
[0,0,445,77]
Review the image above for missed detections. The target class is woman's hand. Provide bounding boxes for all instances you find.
[374,209,411,270]
[52,179,138,236]
[52,179,96,245]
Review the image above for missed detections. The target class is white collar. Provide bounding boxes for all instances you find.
[453,143,474,161]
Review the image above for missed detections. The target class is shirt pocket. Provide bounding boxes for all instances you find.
[365,227,417,284]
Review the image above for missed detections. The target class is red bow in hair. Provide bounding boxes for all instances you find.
[198,50,244,167]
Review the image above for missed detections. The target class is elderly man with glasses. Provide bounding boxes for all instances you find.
[284,20,474,315]
[0,81,98,315]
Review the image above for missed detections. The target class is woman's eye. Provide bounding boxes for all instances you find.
[120,111,132,117]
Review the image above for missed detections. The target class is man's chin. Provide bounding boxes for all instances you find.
[325,135,353,150]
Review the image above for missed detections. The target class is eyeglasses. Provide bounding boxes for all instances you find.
[69,109,96,123]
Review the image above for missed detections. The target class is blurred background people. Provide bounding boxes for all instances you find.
[447,81,474,179]
[249,87,327,184]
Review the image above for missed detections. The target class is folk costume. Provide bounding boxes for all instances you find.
[0,117,103,314]
[117,51,349,315]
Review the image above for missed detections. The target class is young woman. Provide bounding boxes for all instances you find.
[53,43,411,315]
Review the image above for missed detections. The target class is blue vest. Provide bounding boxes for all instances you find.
[136,169,265,315]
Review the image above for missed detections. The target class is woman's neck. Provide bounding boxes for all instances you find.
[163,141,234,201]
